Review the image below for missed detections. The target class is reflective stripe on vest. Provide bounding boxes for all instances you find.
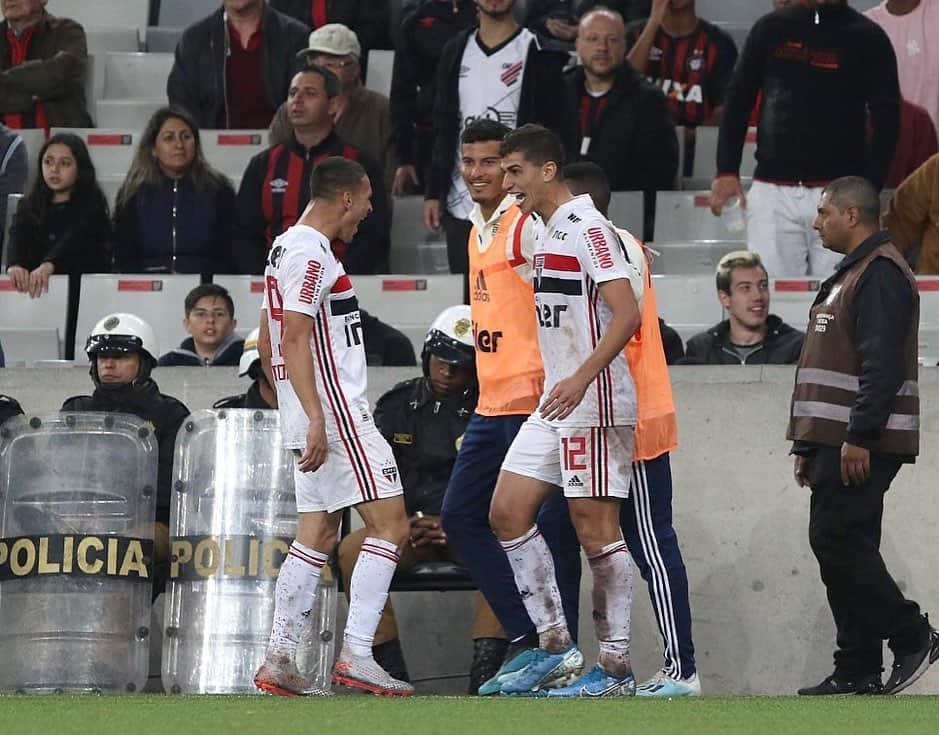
[796,368,918,397]
[791,401,919,432]
[469,205,543,416]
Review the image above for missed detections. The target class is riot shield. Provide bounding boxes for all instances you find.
[162,409,336,695]
[0,412,157,693]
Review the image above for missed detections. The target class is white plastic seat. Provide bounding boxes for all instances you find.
[201,131,268,180]
[0,328,61,364]
[352,275,464,329]
[95,99,165,129]
[157,0,218,27]
[365,50,394,99]
[102,52,173,100]
[211,276,266,330]
[389,196,447,274]
[50,127,139,178]
[650,274,722,327]
[84,26,140,54]
[46,0,150,40]
[146,26,183,53]
[691,126,757,181]
[654,191,748,243]
[0,276,69,358]
[608,191,644,238]
[650,240,742,276]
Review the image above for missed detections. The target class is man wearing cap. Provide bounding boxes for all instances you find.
[167,0,309,130]
[269,23,394,192]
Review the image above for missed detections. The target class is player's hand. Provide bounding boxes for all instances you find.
[709,175,745,216]
[392,164,420,196]
[7,265,29,293]
[793,455,811,488]
[409,513,446,547]
[298,417,328,472]
[424,199,441,231]
[546,18,578,41]
[650,0,670,26]
[840,442,870,487]
[27,262,53,299]
[540,372,590,422]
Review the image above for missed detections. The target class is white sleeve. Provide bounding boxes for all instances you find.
[508,214,540,283]
[576,220,642,298]
[280,243,335,318]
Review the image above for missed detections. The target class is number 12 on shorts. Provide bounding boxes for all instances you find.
[562,436,587,471]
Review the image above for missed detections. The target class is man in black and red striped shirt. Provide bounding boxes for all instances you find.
[232,66,390,275]
[625,0,737,130]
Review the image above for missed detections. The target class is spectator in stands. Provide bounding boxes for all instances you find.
[360,310,418,367]
[63,313,190,596]
[886,153,939,274]
[157,284,243,367]
[710,1,900,278]
[270,0,390,55]
[0,0,91,130]
[390,0,477,196]
[337,304,506,693]
[233,67,390,275]
[678,250,804,365]
[6,133,110,359]
[425,0,574,275]
[166,0,309,130]
[0,394,23,423]
[527,1,652,44]
[565,8,677,223]
[0,124,27,254]
[214,328,277,409]
[625,0,737,131]
[269,23,394,193]
[865,1,939,188]
[113,107,236,275]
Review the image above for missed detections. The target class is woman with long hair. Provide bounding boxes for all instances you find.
[6,133,111,359]
[113,106,236,274]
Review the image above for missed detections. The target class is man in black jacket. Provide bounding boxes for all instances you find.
[166,0,309,129]
[565,7,677,240]
[790,176,938,696]
[678,250,804,365]
[62,313,190,596]
[710,0,900,278]
[390,0,478,196]
[232,66,390,274]
[424,0,575,274]
[269,0,390,54]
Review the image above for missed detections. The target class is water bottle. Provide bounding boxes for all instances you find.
[721,195,747,235]
[296,564,338,692]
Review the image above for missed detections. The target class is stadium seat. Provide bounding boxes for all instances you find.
[2,194,22,270]
[201,131,268,180]
[13,129,44,190]
[0,328,61,365]
[0,276,69,358]
[157,0,217,27]
[211,276,266,328]
[654,191,748,242]
[650,240,742,276]
[608,191,644,238]
[365,50,394,99]
[98,175,125,208]
[75,274,201,358]
[102,52,173,100]
[95,99,164,129]
[651,274,721,327]
[46,0,151,41]
[353,275,464,330]
[51,128,139,179]
[389,196,448,274]
[146,26,182,53]
[84,25,140,54]
[691,126,756,181]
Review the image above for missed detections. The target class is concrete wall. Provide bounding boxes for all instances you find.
[2,365,938,695]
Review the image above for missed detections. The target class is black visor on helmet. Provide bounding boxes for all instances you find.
[424,330,474,368]
[86,333,144,356]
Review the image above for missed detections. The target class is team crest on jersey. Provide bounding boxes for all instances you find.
[459,64,470,78]
[687,49,705,73]
[270,178,288,194]
[501,60,523,87]
[649,46,663,61]
[381,463,398,484]
[533,253,545,285]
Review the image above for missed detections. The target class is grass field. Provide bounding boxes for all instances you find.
[2,695,939,735]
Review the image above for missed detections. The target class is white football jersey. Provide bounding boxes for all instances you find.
[263,224,373,448]
[532,195,641,427]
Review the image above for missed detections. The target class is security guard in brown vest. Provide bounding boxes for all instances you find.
[789,177,938,697]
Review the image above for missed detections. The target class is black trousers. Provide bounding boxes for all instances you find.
[807,446,928,677]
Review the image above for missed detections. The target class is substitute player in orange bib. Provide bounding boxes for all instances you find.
[254,157,413,697]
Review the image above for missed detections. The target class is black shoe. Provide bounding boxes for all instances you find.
[372,639,410,683]
[797,673,883,696]
[884,628,939,695]
[468,637,508,695]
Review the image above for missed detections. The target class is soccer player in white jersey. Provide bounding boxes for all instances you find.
[489,125,643,697]
[253,157,413,697]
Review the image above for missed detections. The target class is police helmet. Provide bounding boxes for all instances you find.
[239,327,261,378]
[86,313,159,384]
[421,305,475,376]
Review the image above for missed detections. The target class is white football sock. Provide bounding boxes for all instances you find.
[268,540,328,657]
[587,538,633,677]
[343,537,400,658]
[500,525,571,651]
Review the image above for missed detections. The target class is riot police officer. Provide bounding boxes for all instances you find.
[213,328,277,410]
[62,313,190,594]
[0,395,24,426]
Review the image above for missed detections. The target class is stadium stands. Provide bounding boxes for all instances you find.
[366,49,394,98]
[46,0,150,40]
[155,0,216,28]
[608,191,645,240]
[0,276,69,360]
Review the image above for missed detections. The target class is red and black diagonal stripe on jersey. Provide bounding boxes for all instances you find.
[586,276,615,426]
[311,302,377,503]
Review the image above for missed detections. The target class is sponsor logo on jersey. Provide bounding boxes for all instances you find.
[473,271,490,302]
[567,212,582,224]
[298,260,323,304]
[655,78,704,104]
[649,46,663,62]
[587,227,615,269]
[567,474,584,488]
[501,60,524,86]
[270,177,288,194]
